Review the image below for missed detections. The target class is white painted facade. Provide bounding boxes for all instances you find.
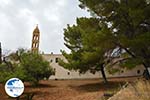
[42,54,101,79]
[42,54,145,79]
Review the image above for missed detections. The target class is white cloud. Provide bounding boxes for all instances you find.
[18,8,39,25]
[44,10,60,23]
[56,0,67,7]
[0,0,12,7]
[30,0,40,4]
[0,0,90,54]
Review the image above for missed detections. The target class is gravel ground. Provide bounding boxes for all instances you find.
[0,77,137,100]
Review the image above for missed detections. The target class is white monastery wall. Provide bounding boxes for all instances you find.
[42,54,145,79]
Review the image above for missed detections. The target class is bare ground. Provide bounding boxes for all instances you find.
[0,77,138,100]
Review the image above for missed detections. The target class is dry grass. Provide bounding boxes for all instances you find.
[128,80,150,100]
[0,78,134,100]
[109,79,150,100]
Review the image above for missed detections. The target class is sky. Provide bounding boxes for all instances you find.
[0,0,90,54]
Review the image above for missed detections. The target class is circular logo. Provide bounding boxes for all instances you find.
[5,78,24,97]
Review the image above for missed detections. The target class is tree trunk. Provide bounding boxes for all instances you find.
[143,62,150,80]
[100,66,108,84]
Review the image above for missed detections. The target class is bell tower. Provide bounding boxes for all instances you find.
[31,25,40,53]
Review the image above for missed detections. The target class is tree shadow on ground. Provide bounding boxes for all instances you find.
[69,81,125,92]
[7,91,50,100]
[25,83,56,88]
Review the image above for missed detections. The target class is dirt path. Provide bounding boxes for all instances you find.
[0,77,138,100]
[25,79,104,100]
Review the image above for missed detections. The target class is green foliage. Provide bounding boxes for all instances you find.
[0,49,54,85]
[120,58,142,70]
[0,63,26,83]
[78,0,150,69]
[20,52,54,84]
[61,0,150,82]
[108,68,120,75]
[61,17,117,83]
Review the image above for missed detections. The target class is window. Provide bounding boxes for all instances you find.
[50,59,53,62]
[121,70,124,73]
[67,72,70,75]
[137,70,140,74]
[90,70,96,74]
[56,58,59,63]
[36,36,39,40]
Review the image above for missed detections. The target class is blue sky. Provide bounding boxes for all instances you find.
[0,0,90,54]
